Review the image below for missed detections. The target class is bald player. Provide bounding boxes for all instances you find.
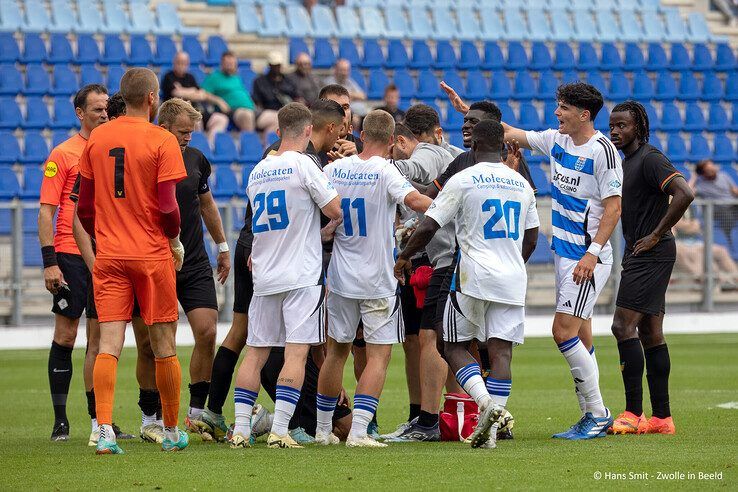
[77,68,189,455]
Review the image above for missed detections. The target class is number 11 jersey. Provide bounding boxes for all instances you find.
[425,161,539,306]
[247,151,338,296]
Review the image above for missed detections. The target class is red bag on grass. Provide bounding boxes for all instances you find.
[439,393,480,441]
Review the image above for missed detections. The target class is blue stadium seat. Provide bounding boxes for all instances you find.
[623,43,645,71]
[410,40,433,70]
[691,43,713,72]
[529,165,551,196]
[654,72,677,101]
[21,167,43,199]
[505,41,528,71]
[22,33,46,64]
[236,2,259,34]
[361,39,384,69]
[351,67,367,93]
[409,9,434,40]
[529,232,553,263]
[512,71,536,101]
[130,4,157,34]
[594,105,609,133]
[50,65,77,96]
[687,12,712,44]
[660,102,682,132]
[48,34,74,64]
[23,233,43,266]
[182,35,206,66]
[649,133,663,151]
[631,71,654,100]
[0,34,20,63]
[669,43,691,71]
[619,10,642,42]
[689,134,710,162]
[646,42,668,71]
[0,132,21,165]
[457,41,480,70]
[530,42,552,70]
[574,42,596,71]
[158,2,198,36]
[455,7,483,41]
[106,65,124,93]
[52,98,78,129]
[585,72,607,99]
[367,69,390,99]
[678,71,700,101]
[664,7,688,41]
[537,70,558,101]
[701,72,724,102]
[211,132,238,164]
[480,10,505,41]
[465,70,489,100]
[20,131,48,165]
[642,11,666,42]
[102,35,128,65]
[241,165,256,190]
[286,5,313,37]
[77,0,104,33]
[432,6,458,41]
[528,10,553,42]
[434,41,457,70]
[80,65,103,86]
[666,134,688,163]
[338,39,360,68]
[712,133,735,163]
[213,167,239,198]
[260,4,289,37]
[481,41,504,71]
[441,69,464,98]
[385,40,409,69]
[238,65,255,91]
[127,35,152,66]
[50,0,77,34]
[447,130,463,149]
[600,43,623,71]
[608,71,631,100]
[153,35,176,66]
[572,9,596,42]
[0,98,23,130]
[543,101,559,129]
[189,131,213,161]
[393,69,416,100]
[311,38,335,70]
[0,168,20,199]
[707,103,730,132]
[498,102,517,126]
[683,102,706,132]
[76,34,101,65]
[51,130,69,147]
[561,70,579,84]
[24,97,50,129]
[311,5,338,38]
[715,43,737,72]
[443,107,464,131]
[489,71,512,101]
[239,132,262,165]
[205,36,229,67]
[725,72,738,102]
[550,9,574,42]
[594,10,620,43]
[643,102,660,131]
[24,0,53,33]
[416,70,441,101]
[289,38,310,65]
[101,1,131,34]
[336,5,361,38]
[0,1,24,32]
[518,102,542,130]
[384,6,409,39]
[503,9,528,42]
[0,65,23,96]
[190,66,206,86]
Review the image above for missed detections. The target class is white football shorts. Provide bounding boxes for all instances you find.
[554,254,612,319]
[247,285,325,347]
[326,292,404,345]
[443,291,525,345]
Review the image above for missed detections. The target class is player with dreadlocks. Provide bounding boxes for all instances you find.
[607,101,694,435]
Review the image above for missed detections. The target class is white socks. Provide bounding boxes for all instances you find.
[271,385,301,437]
[558,337,606,417]
[233,387,258,438]
[316,393,339,436]
[455,363,492,407]
[350,395,379,439]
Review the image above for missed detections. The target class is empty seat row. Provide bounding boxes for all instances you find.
[0,65,126,97]
[0,97,84,130]
[0,33,229,67]
[0,0,197,35]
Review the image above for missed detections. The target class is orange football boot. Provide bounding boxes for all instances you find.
[645,415,676,434]
[610,411,648,434]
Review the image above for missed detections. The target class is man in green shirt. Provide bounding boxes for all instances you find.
[202,51,256,132]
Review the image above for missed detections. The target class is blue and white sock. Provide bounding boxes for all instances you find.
[486,378,511,408]
[456,363,492,407]
[316,393,338,436]
[233,387,258,437]
[272,385,301,436]
[350,394,379,439]
[558,337,606,417]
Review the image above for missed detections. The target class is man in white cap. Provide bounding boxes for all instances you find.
[252,52,298,135]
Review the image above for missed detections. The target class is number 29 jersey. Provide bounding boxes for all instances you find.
[425,161,539,306]
[247,151,338,296]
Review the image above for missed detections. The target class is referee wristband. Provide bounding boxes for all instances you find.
[586,243,603,258]
[42,245,58,268]
[217,242,230,254]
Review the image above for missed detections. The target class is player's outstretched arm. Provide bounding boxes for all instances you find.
[440,81,469,115]
[501,122,532,150]
[633,177,694,256]
[394,217,441,285]
[199,190,230,284]
[522,227,539,263]
[573,195,621,285]
[320,195,343,221]
[404,190,433,214]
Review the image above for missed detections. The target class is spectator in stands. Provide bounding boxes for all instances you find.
[323,58,368,123]
[375,84,405,123]
[202,51,257,132]
[161,52,229,141]
[674,209,738,291]
[689,159,738,248]
[288,52,322,104]
[251,52,296,135]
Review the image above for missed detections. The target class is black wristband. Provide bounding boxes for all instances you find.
[42,246,57,268]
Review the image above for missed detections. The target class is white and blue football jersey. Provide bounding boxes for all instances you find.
[526,130,623,264]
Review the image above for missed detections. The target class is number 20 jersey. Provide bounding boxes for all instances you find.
[247,151,338,296]
[425,161,539,306]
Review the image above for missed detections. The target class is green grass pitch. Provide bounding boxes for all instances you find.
[1,333,736,490]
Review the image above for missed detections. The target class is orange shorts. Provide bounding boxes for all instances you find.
[93,258,179,325]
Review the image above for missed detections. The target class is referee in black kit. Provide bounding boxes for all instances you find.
[607,101,694,435]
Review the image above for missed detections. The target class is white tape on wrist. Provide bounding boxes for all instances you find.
[587,243,603,257]
[217,242,230,253]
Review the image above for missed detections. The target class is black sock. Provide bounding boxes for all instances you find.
[617,338,645,416]
[86,390,96,419]
[371,413,378,426]
[139,389,160,417]
[408,403,421,422]
[208,346,240,415]
[645,344,671,418]
[48,341,73,423]
[478,348,491,376]
[189,381,210,410]
[417,410,439,427]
